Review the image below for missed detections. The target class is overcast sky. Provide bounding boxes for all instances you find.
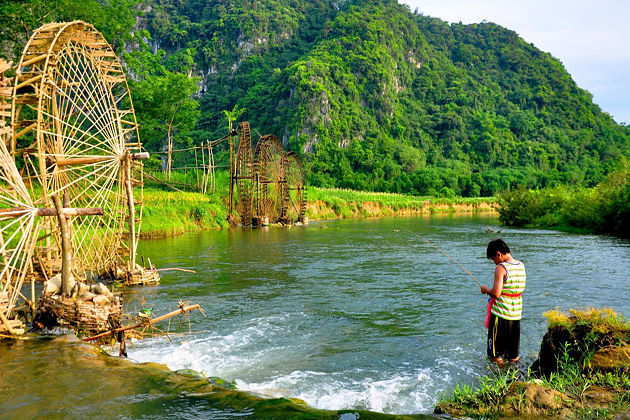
[398,0,630,124]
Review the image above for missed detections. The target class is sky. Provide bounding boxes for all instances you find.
[398,0,630,125]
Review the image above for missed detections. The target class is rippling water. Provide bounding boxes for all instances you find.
[2,214,629,417]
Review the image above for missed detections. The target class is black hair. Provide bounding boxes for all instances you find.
[487,238,510,259]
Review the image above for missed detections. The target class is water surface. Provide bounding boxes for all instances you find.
[2,214,629,417]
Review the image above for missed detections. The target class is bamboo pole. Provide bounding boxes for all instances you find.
[210,142,215,193]
[83,304,201,342]
[124,151,136,272]
[0,311,17,335]
[194,146,200,188]
[201,141,207,194]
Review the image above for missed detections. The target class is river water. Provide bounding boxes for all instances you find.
[2,214,629,418]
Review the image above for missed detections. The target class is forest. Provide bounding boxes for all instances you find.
[2,0,630,197]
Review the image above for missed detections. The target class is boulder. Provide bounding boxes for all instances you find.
[91,283,112,297]
[44,274,62,295]
[589,343,630,372]
[92,295,110,307]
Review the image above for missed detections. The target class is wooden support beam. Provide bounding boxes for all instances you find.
[54,155,116,166]
[132,152,149,160]
[21,54,47,67]
[0,207,104,219]
[16,74,43,90]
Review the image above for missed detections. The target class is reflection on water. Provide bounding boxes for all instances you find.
[2,214,629,417]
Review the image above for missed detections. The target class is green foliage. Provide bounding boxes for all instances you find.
[498,167,630,237]
[0,0,141,60]
[3,0,630,198]
[125,47,201,153]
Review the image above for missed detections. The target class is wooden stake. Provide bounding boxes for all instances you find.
[51,194,73,296]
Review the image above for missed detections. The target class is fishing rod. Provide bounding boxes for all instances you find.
[399,226,482,287]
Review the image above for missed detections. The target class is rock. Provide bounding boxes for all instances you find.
[92,282,112,297]
[613,410,630,420]
[44,274,62,295]
[531,325,573,377]
[81,291,97,301]
[589,343,630,372]
[92,295,110,307]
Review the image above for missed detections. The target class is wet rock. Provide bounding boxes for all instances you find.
[92,295,110,307]
[91,283,112,297]
[584,385,617,408]
[531,325,573,377]
[614,410,630,420]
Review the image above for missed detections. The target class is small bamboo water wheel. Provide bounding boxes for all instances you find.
[9,21,152,284]
[230,122,254,226]
[281,152,307,224]
[254,135,286,224]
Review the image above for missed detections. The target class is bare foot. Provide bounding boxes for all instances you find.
[490,357,504,366]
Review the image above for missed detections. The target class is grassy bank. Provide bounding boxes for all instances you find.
[140,187,228,237]
[139,170,497,237]
[306,187,497,220]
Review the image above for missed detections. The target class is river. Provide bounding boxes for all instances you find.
[1,214,629,418]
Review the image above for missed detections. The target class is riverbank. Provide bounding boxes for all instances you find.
[139,186,497,238]
[435,308,630,418]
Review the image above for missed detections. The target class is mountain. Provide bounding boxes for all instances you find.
[2,0,630,196]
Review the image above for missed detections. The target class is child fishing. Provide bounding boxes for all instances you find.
[480,239,526,364]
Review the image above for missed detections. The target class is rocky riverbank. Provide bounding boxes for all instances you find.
[435,308,630,418]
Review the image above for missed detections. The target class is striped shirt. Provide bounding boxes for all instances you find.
[491,260,526,320]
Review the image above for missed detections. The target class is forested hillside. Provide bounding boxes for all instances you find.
[2,0,629,196]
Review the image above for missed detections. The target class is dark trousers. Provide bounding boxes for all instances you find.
[487,314,520,360]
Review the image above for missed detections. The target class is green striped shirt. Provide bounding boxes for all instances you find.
[491,260,526,320]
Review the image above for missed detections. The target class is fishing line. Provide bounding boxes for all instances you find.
[398,226,482,287]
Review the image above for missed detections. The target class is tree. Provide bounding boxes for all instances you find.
[127,50,200,177]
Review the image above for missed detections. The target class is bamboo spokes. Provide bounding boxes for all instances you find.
[255,135,286,223]
[233,122,254,226]
[10,21,144,281]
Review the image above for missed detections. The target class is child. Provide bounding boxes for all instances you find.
[480,238,526,364]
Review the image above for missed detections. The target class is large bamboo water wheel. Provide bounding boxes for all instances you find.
[254,135,286,224]
[231,122,254,226]
[281,152,307,224]
[9,21,146,281]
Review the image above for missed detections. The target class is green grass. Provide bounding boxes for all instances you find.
[140,187,228,237]
[307,187,496,218]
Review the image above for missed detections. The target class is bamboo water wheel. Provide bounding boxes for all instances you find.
[9,21,146,280]
[232,122,254,226]
[0,120,39,335]
[254,135,286,224]
[281,152,307,224]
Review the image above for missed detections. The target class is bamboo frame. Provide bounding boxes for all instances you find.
[10,21,145,279]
